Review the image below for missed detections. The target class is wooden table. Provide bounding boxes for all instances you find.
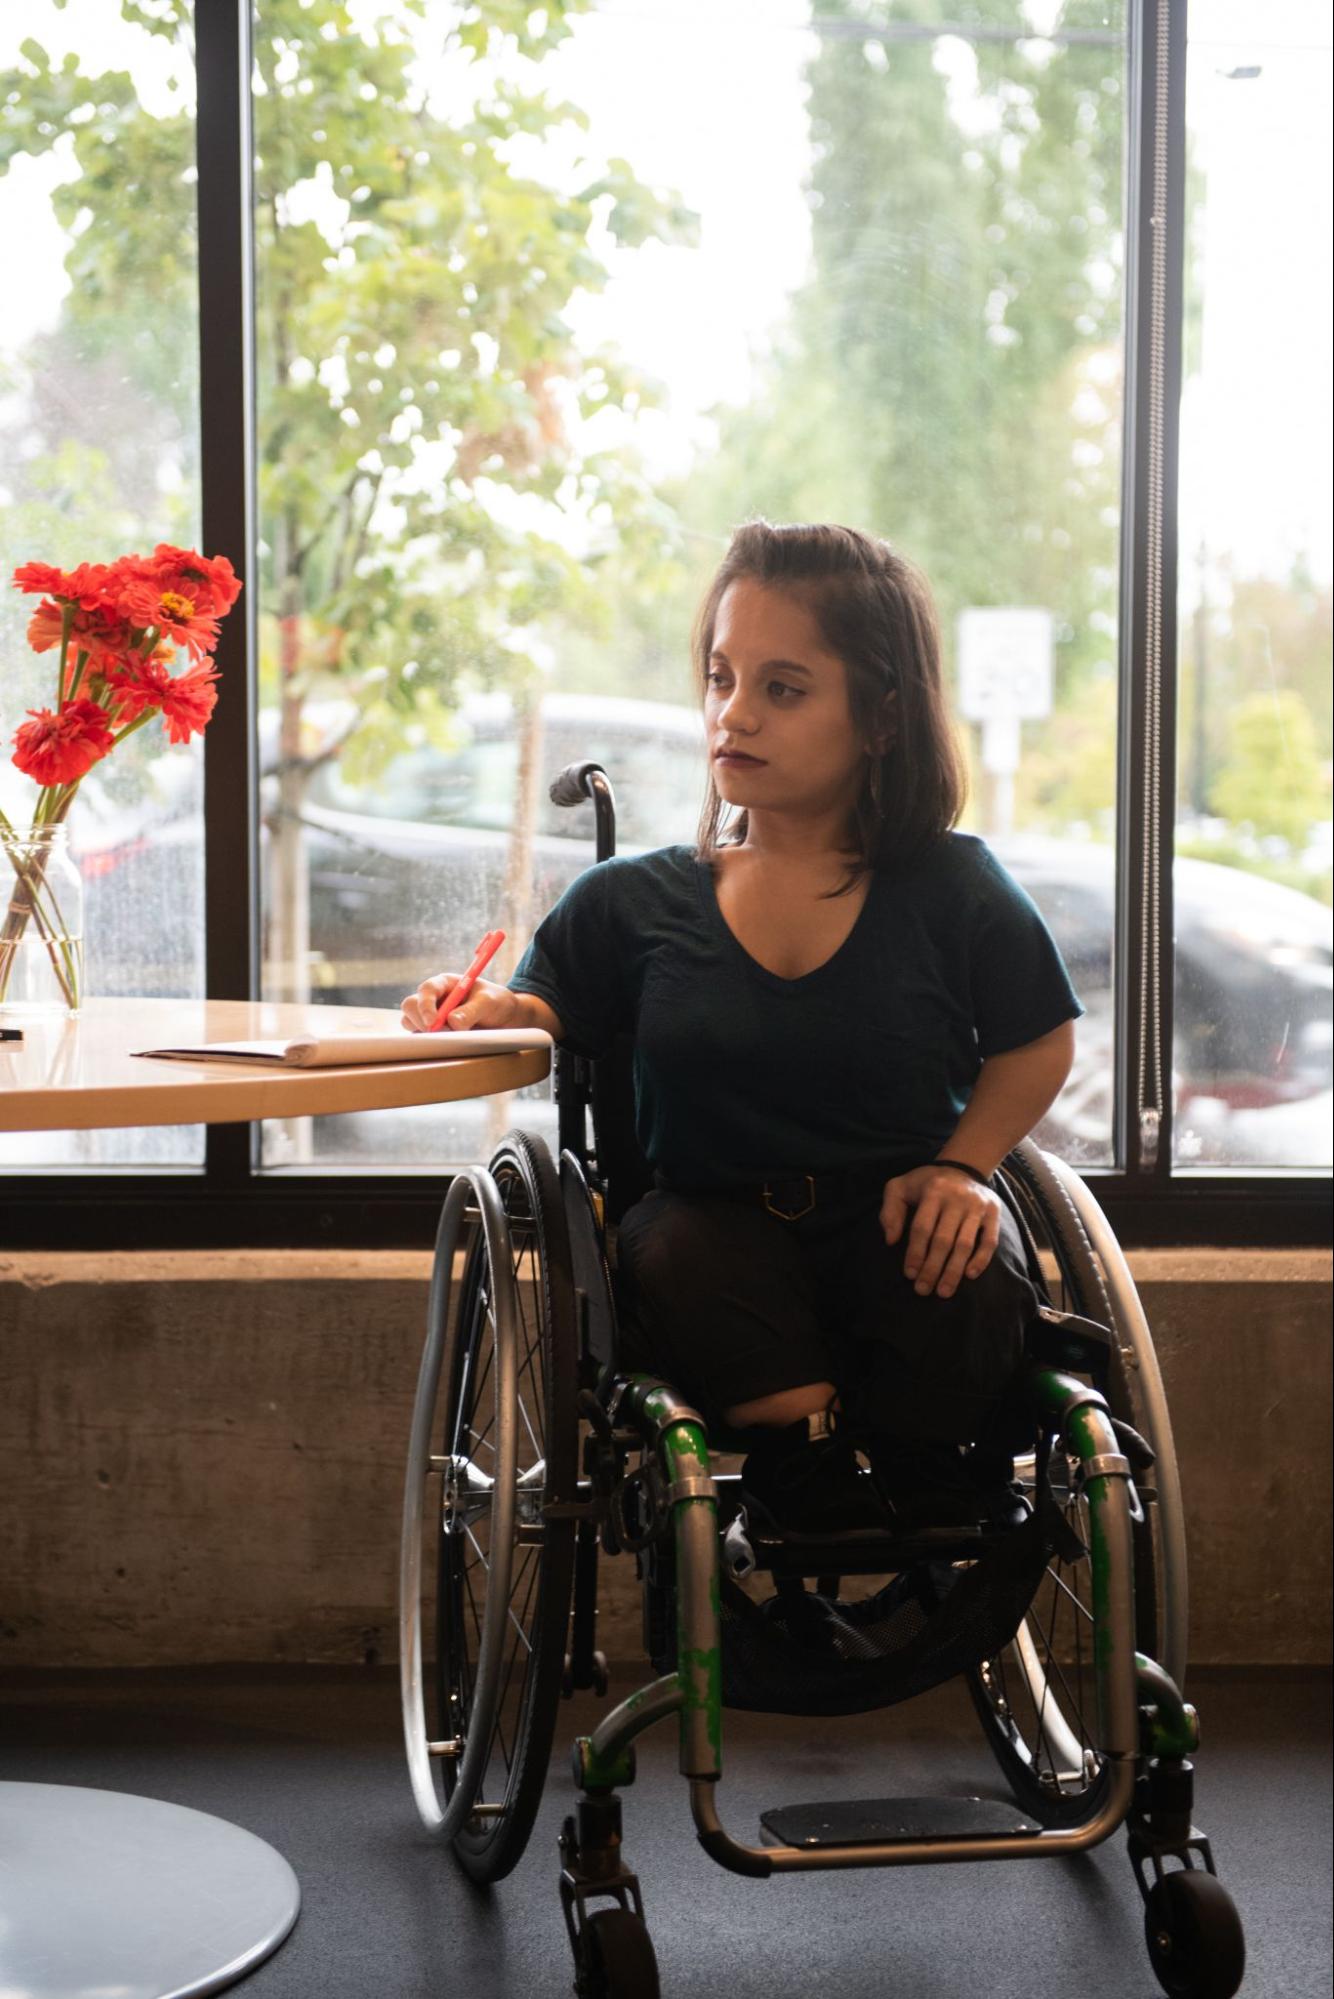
[0,995,550,1999]
[0,995,551,1130]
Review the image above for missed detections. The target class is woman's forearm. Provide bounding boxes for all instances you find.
[510,988,565,1040]
[937,1020,1076,1176]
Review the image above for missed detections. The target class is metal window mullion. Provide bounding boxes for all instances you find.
[1116,0,1187,1177]
[196,0,260,1184]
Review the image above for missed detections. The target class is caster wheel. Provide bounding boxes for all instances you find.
[583,1907,661,1999]
[561,1651,610,1699]
[1145,1869,1246,1998]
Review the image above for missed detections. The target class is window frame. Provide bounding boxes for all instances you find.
[3,0,1330,1252]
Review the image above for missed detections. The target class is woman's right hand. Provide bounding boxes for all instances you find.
[400,973,523,1034]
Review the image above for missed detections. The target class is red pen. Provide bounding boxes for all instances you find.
[429,928,506,1030]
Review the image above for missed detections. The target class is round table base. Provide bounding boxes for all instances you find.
[0,1782,300,1998]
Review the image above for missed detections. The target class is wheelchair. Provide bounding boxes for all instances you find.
[398,762,1246,1999]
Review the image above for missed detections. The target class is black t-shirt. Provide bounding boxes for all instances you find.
[509,838,1082,1190]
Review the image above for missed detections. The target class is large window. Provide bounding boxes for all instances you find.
[2,0,1329,1241]
[0,2,204,1167]
[250,0,1131,1171]
[1173,0,1332,1170]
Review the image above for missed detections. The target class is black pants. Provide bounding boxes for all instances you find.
[613,1184,1039,1448]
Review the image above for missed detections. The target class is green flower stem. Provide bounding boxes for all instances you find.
[11,865,80,1006]
[57,604,74,704]
[3,631,185,1009]
[1,826,82,1009]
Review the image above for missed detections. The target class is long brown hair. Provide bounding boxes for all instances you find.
[693,520,967,893]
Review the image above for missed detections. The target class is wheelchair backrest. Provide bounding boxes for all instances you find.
[548,757,656,1224]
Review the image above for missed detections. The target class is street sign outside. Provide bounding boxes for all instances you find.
[956,608,1054,723]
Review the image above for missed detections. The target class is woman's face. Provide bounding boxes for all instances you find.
[704,577,882,827]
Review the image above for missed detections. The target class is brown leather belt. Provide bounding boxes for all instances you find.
[655,1164,893,1221]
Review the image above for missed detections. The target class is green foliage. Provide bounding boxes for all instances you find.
[4,0,1328,891]
[1,0,698,746]
[1209,690,1330,853]
[650,0,1126,825]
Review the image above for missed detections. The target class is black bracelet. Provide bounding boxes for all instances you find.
[932,1156,993,1186]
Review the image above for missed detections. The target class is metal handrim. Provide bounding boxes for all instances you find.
[1041,1149,1188,1688]
[400,1166,519,1838]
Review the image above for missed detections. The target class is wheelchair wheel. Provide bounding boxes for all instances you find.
[583,1908,661,1999]
[400,1133,578,1882]
[971,1141,1183,1827]
[1144,1870,1245,1998]
[969,1436,1114,1827]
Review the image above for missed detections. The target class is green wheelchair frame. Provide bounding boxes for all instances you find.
[398,762,1246,1999]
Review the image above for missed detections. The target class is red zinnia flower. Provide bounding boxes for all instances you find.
[11,698,116,787]
[160,659,221,741]
[27,597,134,661]
[12,561,77,598]
[104,654,220,741]
[24,599,67,652]
[11,561,113,609]
[113,565,222,660]
[147,544,243,616]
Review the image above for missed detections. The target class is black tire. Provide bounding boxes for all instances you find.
[1145,1871,1246,1998]
[969,1142,1169,1828]
[584,1908,661,1999]
[437,1132,579,1883]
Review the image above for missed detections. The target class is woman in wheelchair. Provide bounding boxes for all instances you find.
[404,520,1080,1543]
[398,521,1244,1999]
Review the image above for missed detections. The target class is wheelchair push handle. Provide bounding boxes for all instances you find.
[550,760,617,863]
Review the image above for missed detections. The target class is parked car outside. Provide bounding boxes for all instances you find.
[299,692,707,1008]
[81,691,1332,1168]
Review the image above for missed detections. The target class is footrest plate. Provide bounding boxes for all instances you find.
[759,1796,1042,1848]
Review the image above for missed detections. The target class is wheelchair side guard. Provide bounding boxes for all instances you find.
[1026,1303,1115,1387]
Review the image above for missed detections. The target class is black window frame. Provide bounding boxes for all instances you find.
[4,0,1330,1251]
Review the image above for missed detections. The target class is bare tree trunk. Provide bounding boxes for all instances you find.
[268,548,314,1165]
[485,684,546,1153]
[271,596,311,1008]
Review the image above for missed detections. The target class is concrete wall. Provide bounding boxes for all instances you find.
[2,1248,1329,1670]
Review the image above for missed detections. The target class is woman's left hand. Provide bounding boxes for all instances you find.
[880,1165,1002,1299]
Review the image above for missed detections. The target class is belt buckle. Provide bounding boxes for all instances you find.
[762,1174,815,1221]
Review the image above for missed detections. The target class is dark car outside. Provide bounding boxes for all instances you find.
[79,691,1332,1168]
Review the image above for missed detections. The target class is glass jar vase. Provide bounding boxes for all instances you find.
[0,822,84,1014]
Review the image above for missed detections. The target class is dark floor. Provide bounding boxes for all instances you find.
[3,1666,1330,1999]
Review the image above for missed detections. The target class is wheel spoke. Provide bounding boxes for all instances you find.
[487,1548,542,1787]
[467,1416,497,1462]
[1032,1568,1062,1777]
[515,1372,543,1462]
[1030,1598,1094,1771]
[1047,1564,1094,1622]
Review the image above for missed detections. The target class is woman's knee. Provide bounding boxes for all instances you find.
[850,1254,1034,1442]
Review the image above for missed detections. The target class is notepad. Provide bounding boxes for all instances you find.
[131,1027,553,1068]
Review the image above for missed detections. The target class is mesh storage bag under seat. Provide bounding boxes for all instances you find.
[653,1496,1072,1719]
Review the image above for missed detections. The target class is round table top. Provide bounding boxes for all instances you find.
[0,996,551,1131]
